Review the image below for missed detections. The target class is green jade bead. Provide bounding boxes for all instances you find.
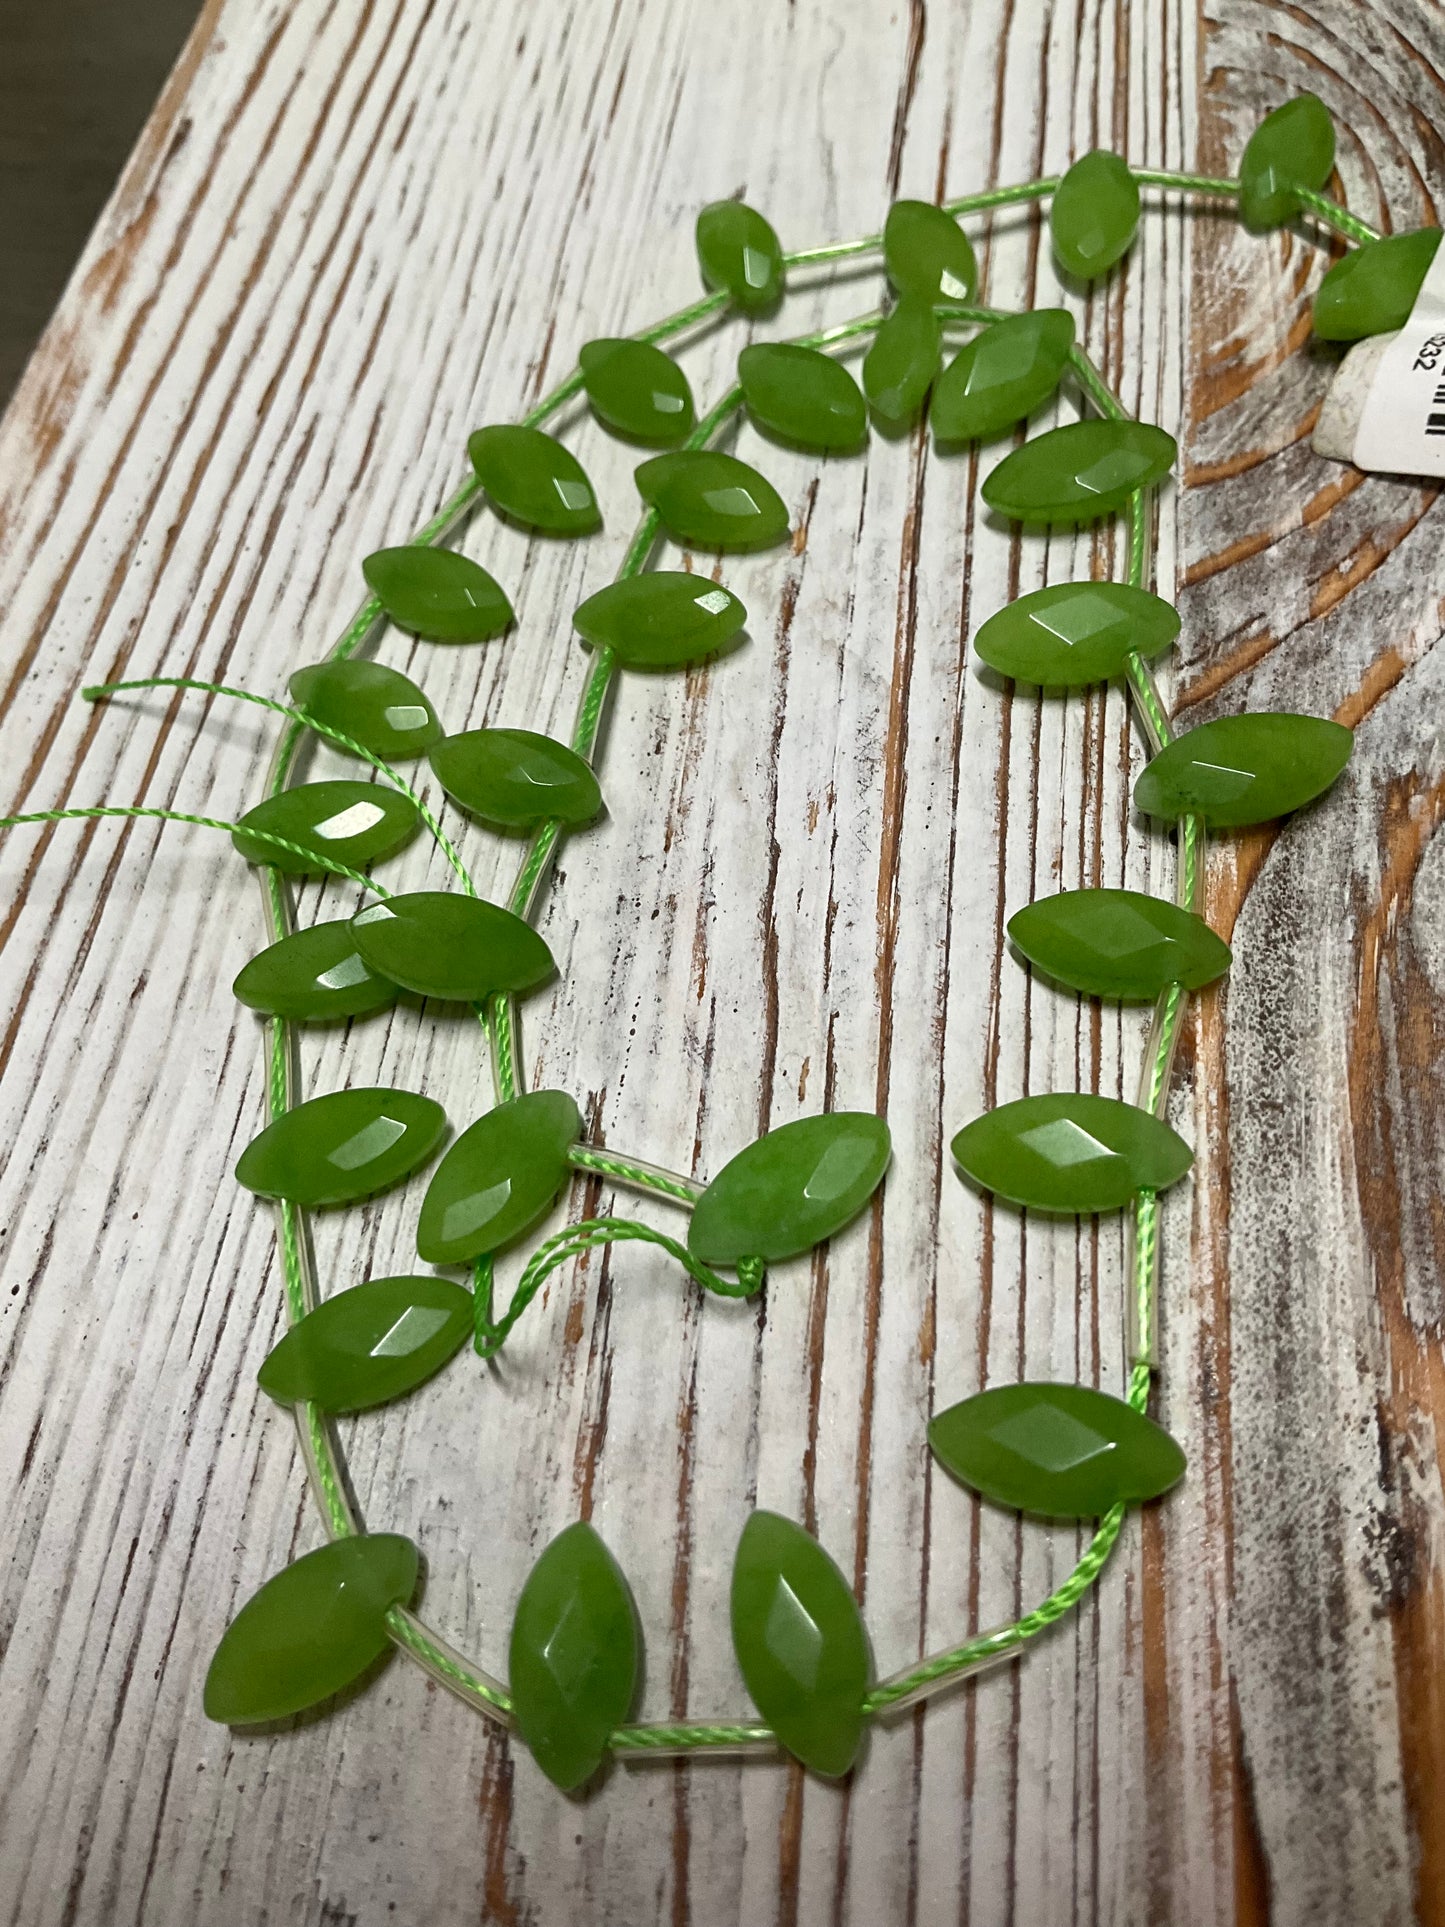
[468,424,601,535]
[573,571,747,668]
[951,1092,1192,1214]
[233,920,399,1023]
[1238,93,1334,232]
[509,1522,640,1791]
[931,309,1075,444]
[1050,149,1140,279]
[737,342,867,452]
[235,1088,448,1207]
[730,1511,871,1778]
[635,450,790,552]
[689,1112,891,1265]
[428,727,602,829]
[579,337,695,445]
[350,893,554,1003]
[258,1275,473,1412]
[929,1383,1186,1519]
[862,297,942,431]
[288,659,442,762]
[883,199,978,302]
[204,1534,420,1724]
[973,580,1180,686]
[232,780,421,876]
[416,1089,582,1263]
[1008,888,1232,1001]
[362,546,514,643]
[982,419,1176,526]
[1314,228,1442,341]
[695,199,784,312]
[1134,712,1353,826]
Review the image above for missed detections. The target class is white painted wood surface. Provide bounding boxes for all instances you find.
[1,1,1442,1921]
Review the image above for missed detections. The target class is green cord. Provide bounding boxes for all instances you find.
[25,158,1367,1756]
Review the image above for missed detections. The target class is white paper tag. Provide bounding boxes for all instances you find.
[1349,240,1445,475]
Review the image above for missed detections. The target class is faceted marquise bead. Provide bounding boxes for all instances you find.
[509,1523,640,1791]
[416,1089,582,1263]
[1239,93,1334,233]
[361,546,514,643]
[1133,713,1354,826]
[951,1093,1192,1214]
[428,728,602,829]
[929,1383,1187,1519]
[931,309,1075,445]
[730,1511,871,1778]
[468,425,601,535]
[572,572,747,668]
[349,894,553,1004]
[579,337,695,446]
[232,920,398,1023]
[1313,228,1442,341]
[635,450,790,551]
[258,1276,473,1413]
[688,1112,891,1265]
[1050,150,1140,279]
[862,297,942,432]
[231,780,421,876]
[1009,888,1232,1001]
[695,199,784,312]
[982,420,1176,526]
[972,580,1180,686]
[235,1088,448,1207]
[883,199,978,303]
[737,342,867,452]
[204,1534,419,1724]
[288,660,442,762]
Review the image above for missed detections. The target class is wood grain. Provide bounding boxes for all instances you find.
[1,1,1442,1921]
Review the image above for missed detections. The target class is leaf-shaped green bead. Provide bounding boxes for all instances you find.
[579,337,695,446]
[951,1093,1192,1214]
[288,660,442,762]
[1239,93,1335,233]
[573,572,748,668]
[235,1088,448,1207]
[204,1534,419,1724]
[1134,713,1353,826]
[416,1089,582,1263]
[233,920,398,1023]
[362,546,514,642]
[929,1382,1186,1519]
[509,1522,640,1790]
[696,199,784,312]
[883,199,978,302]
[429,728,602,828]
[258,1276,473,1412]
[232,781,421,876]
[635,451,790,551]
[468,424,601,535]
[1050,150,1140,279]
[982,420,1176,525]
[862,297,942,431]
[689,1112,891,1265]
[1008,889,1232,1000]
[1313,228,1442,341]
[973,580,1179,686]
[737,342,867,452]
[931,309,1075,444]
[730,1511,871,1778]
[350,893,554,1003]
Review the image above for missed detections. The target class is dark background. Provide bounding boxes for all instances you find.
[0,0,204,407]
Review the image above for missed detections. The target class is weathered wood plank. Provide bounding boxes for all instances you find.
[0,0,1442,1922]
